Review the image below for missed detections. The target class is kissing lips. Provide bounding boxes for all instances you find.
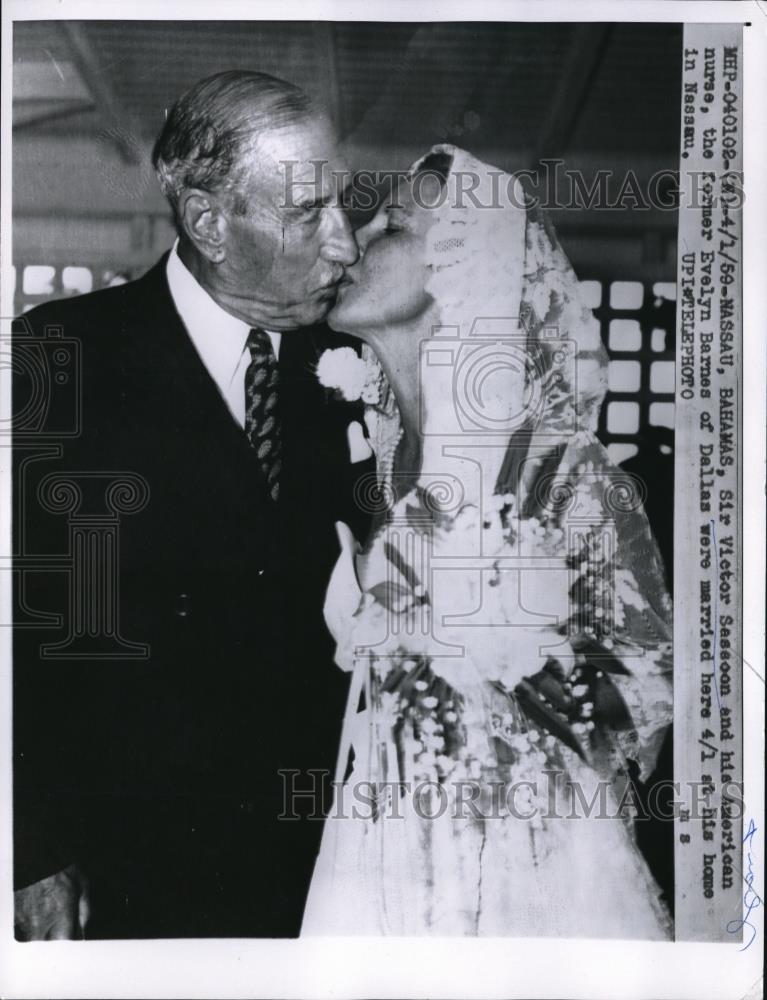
[316,272,352,297]
[334,274,354,297]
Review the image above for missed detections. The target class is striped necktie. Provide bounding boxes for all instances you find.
[244,328,281,502]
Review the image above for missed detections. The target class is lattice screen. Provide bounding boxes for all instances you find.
[579,278,676,465]
[13,261,138,315]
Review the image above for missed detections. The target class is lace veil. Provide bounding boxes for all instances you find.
[303,147,675,936]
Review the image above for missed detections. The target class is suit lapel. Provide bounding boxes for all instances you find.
[126,257,275,507]
[125,259,357,510]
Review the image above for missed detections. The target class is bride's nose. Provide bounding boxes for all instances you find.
[353,218,376,255]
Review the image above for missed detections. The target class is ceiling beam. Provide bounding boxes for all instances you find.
[57,21,141,164]
[14,99,95,130]
[532,23,613,165]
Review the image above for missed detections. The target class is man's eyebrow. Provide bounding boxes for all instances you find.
[288,174,353,207]
[292,185,351,209]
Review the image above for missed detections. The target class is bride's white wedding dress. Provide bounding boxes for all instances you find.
[302,146,673,939]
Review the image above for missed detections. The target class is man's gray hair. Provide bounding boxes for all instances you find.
[152,70,314,220]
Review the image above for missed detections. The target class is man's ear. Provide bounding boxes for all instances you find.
[177,189,227,263]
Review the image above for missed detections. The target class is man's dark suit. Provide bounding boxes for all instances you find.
[12,254,372,937]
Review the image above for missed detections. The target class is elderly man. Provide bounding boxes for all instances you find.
[13,71,368,938]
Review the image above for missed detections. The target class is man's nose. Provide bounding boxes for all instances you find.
[320,208,359,267]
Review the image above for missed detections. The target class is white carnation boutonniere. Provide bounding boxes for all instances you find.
[316,347,380,404]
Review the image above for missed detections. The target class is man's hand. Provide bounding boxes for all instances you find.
[14,864,90,941]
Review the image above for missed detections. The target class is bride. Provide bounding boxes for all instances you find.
[302,145,673,938]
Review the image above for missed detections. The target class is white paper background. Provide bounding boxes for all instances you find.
[1,2,763,997]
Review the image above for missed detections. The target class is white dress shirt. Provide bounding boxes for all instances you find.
[165,242,281,428]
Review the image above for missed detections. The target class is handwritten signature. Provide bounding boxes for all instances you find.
[726,817,761,951]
